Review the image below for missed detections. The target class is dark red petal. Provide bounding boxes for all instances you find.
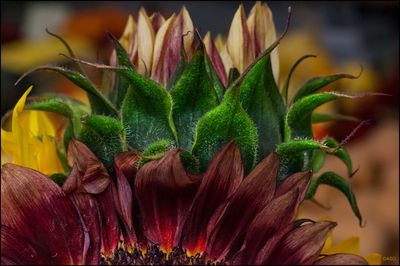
[235,188,300,264]
[116,169,134,231]
[206,152,279,260]
[314,254,368,265]
[115,152,147,246]
[204,32,228,87]
[1,226,51,265]
[275,170,312,201]
[96,183,122,257]
[181,142,244,255]
[1,163,89,265]
[135,149,200,252]
[67,139,111,194]
[115,151,139,182]
[69,193,102,265]
[269,221,337,265]
[62,164,83,193]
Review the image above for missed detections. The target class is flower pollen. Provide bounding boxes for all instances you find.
[99,242,225,265]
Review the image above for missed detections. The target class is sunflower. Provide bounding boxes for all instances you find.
[1,1,377,265]
[1,139,368,265]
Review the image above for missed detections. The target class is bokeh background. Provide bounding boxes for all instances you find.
[1,1,399,264]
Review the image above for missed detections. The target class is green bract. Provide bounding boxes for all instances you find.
[21,29,364,224]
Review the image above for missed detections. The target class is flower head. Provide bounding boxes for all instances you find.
[0,140,368,265]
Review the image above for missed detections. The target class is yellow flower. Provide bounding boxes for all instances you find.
[1,86,65,175]
[319,216,382,265]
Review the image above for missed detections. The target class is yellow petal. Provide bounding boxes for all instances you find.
[151,14,176,84]
[179,6,195,58]
[247,2,279,83]
[226,4,254,73]
[214,34,225,52]
[1,86,65,175]
[12,86,33,165]
[119,15,136,53]
[324,237,360,255]
[365,253,382,265]
[137,8,155,76]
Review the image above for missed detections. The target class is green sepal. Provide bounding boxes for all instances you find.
[276,139,328,182]
[324,137,354,177]
[239,54,285,161]
[228,68,240,87]
[180,150,200,174]
[291,72,360,104]
[138,139,172,168]
[306,172,363,226]
[119,68,178,150]
[312,113,360,124]
[109,35,134,108]
[170,45,219,150]
[63,121,74,151]
[166,49,188,91]
[311,149,326,173]
[192,86,258,174]
[56,146,70,174]
[103,37,179,150]
[204,50,225,102]
[24,94,90,136]
[78,114,126,175]
[49,173,68,186]
[23,66,118,116]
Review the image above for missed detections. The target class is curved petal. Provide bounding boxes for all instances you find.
[247,2,279,82]
[235,188,300,265]
[1,163,89,265]
[135,149,200,252]
[269,221,337,265]
[1,226,51,265]
[150,12,166,33]
[206,152,279,260]
[97,183,122,257]
[204,32,228,87]
[314,254,368,265]
[67,139,111,194]
[226,4,254,73]
[151,7,194,86]
[69,193,102,265]
[137,8,155,76]
[181,142,243,255]
[275,170,312,201]
[115,151,139,182]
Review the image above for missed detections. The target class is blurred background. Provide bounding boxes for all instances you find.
[1,1,398,264]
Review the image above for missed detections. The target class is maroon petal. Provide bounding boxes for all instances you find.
[97,183,122,257]
[269,221,337,265]
[204,31,228,87]
[235,188,300,265]
[275,170,312,201]
[314,254,368,265]
[1,163,89,264]
[135,149,200,252]
[151,7,194,86]
[181,142,244,255]
[115,151,139,182]
[206,152,279,260]
[67,139,111,194]
[1,226,51,265]
[69,193,102,265]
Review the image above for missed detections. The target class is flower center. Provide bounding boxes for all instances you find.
[100,243,226,265]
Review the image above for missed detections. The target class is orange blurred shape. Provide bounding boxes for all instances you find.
[61,7,129,43]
